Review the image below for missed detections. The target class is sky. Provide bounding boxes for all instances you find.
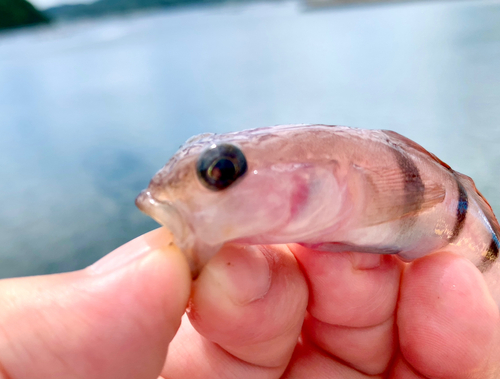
[31,0,95,10]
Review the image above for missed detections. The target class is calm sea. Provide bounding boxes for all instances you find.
[0,0,499,277]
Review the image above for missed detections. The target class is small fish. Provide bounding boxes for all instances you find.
[136,125,500,304]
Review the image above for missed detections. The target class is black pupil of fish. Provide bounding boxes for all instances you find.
[197,143,247,191]
[209,158,237,182]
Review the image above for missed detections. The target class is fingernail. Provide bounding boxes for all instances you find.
[202,245,271,305]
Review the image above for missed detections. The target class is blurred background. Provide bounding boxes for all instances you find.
[0,0,499,278]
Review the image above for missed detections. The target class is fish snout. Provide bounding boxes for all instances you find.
[135,189,191,248]
[135,189,157,214]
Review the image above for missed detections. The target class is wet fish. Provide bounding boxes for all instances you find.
[136,125,500,304]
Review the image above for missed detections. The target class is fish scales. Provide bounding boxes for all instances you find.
[136,125,500,305]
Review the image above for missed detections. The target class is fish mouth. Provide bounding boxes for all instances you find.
[135,190,192,250]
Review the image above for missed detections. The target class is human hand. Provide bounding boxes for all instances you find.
[0,228,191,378]
[0,228,499,378]
[164,238,500,378]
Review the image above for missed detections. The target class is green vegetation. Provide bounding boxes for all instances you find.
[0,0,50,30]
[45,0,244,19]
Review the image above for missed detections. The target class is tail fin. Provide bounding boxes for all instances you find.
[455,171,500,270]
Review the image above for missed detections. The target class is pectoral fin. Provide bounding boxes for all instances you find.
[355,165,446,226]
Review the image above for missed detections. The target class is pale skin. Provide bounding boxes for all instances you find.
[0,228,499,378]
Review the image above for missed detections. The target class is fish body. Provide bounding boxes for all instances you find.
[136,125,500,303]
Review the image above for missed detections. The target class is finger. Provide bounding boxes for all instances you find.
[289,245,403,375]
[0,227,191,379]
[281,338,383,379]
[398,252,500,379]
[162,244,308,378]
[302,312,396,375]
[388,354,426,379]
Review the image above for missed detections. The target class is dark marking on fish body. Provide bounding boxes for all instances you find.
[478,235,500,272]
[392,148,425,217]
[448,178,468,242]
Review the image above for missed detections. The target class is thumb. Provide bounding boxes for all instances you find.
[0,227,191,379]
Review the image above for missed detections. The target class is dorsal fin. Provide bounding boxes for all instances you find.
[381,130,452,171]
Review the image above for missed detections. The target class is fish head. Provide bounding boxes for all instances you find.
[136,126,345,274]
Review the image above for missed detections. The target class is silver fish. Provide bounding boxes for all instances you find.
[136,125,500,304]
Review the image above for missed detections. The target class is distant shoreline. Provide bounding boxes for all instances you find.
[304,0,438,8]
[43,0,442,21]
[0,0,50,31]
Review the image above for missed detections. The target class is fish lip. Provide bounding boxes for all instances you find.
[135,190,191,247]
[136,190,209,276]
[135,189,176,214]
[135,190,158,213]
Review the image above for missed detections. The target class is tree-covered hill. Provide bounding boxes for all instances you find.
[45,0,245,20]
[0,0,50,30]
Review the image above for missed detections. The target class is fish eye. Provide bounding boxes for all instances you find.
[196,143,248,191]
